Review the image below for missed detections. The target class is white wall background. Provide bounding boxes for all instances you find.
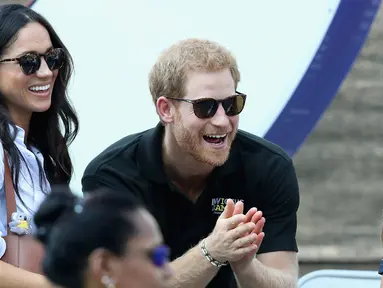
[32,0,340,192]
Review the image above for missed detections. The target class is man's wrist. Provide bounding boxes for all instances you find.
[231,256,257,274]
[201,237,228,267]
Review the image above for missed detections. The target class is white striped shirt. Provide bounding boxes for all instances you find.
[0,125,50,257]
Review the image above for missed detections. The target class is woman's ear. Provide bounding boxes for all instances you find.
[156,96,174,124]
[88,248,121,287]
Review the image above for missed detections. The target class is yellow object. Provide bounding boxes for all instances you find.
[17,220,29,229]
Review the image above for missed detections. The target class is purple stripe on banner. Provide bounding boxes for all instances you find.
[263,0,381,157]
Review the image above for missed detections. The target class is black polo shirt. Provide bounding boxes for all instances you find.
[82,123,300,288]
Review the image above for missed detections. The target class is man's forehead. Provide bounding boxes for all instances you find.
[185,72,235,99]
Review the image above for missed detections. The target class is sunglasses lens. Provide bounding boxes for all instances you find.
[152,245,170,267]
[223,95,246,116]
[19,54,40,75]
[193,99,217,119]
[46,48,65,71]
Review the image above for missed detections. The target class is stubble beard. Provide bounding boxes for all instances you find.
[172,116,236,167]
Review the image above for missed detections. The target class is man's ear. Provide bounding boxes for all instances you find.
[156,96,174,124]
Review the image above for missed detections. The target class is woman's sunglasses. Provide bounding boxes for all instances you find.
[147,245,170,268]
[166,92,247,119]
[0,48,65,76]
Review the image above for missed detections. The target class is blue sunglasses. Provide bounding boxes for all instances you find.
[149,245,170,267]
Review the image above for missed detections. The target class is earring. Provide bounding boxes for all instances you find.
[101,275,116,288]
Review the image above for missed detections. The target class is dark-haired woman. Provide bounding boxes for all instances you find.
[0,4,78,287]
[34,186,173,288]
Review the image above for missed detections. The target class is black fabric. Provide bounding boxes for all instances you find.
[82,123,300,288]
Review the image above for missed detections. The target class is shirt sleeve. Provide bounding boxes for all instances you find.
[256,158,300,254]
[81,165,144,201]
[82,168,125,194]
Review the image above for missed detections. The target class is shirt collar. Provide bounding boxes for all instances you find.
[137,123,167,183]
[137,123,240,184]
[8,124,40,154]
[8,124,26,145]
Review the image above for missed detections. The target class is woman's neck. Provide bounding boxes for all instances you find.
[8,109,31,142]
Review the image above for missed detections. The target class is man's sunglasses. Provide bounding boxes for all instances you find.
[147,245,170,268]
[166,92,247,119]
[0,48,65,76]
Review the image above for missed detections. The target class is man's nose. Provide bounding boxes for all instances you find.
[210,104,230,126]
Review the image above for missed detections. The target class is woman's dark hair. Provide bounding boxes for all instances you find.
[0,4,79,206]
[34,186,143,288]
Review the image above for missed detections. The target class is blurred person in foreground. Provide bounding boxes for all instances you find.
[33,186,173,288]
[82,38,300,288]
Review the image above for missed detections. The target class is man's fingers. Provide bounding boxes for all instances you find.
[250,210,263,223]
[220,199,235,219]
[233,242,258,257]
[245,207,257,222]
[252,216,265,234]
[225,214,248,230]
[235,207,257,228]
[232,232,257,248]
[254,232,265,248]
[250,210,264,233]
[228,221,255,239]
[233,200,244,216]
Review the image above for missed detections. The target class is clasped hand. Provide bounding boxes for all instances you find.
[204,199,265,264]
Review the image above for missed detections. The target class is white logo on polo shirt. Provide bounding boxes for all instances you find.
[211,198,244,215]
